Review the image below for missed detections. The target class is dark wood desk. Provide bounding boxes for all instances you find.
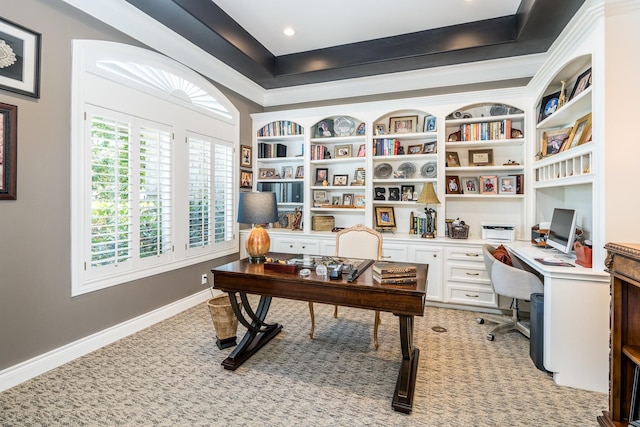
[211,254,427,413]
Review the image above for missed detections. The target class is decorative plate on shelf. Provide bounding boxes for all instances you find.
[420,161,437,178]
[374,163,392,179]
[333,116,356,137]
[397,162,416,178]
[490,104,509,116]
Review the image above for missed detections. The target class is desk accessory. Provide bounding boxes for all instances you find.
[416,182,440,238]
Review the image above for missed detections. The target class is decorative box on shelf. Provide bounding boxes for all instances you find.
[447,222,470,239]
[312,216,335,231]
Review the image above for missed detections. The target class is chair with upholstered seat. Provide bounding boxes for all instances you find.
[478,243,544,341]
[308,224,383,349]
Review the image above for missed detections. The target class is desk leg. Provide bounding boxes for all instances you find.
[221,292,282,370]
[392,314,419,414]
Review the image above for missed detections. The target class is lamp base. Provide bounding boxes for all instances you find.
[248,255,267,264]
[422,232,436,239]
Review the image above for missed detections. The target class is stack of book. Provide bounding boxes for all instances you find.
[372,262,417,285]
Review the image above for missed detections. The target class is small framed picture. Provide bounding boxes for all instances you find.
[315,168,328,184]
[240,170,253,188]
[281,166,293,179]
[569,67,592,101]
[342,193,354,206]
[423,141,437,154]
[401,185,415,201]
[424,115,437,132]
[388,187,400,201]
[375,123,386,135]
[316,120,334,137]
[374,187,386,200]
[538,91,561,123]
[407,144,422,155]
[0,18,41,98]
[499,176,516,194]
[356,122,366,135]
[389,116,418,133]
[353,168,366,185]
[0,102,17,199]
[240,145,252,168]
[541,128,572,156]
[313,190,327,203]
[468,149,494,166]
[463,177,479,194]
[374,206,397,229]
[445,176,461,194]
[335,144,352,158]
[332,196,341,205]
[565,113,592,151]
[258,168,276,179]
[357,144,366,157]
[295,165,304,179]
[480,175,498,195]
[354,195,366,207]
[333,174,348,186]
[446,151,461,167]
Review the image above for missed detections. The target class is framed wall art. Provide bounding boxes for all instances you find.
[240,145,252,168]
[0,18,41,98]
[240,170,253,189]
[0,102,17,199]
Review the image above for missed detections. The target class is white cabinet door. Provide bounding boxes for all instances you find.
[410,246,443,302]
[271,236,320,255]
[381,242,408,261]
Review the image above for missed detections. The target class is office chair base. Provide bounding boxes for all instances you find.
[477,313,531,341]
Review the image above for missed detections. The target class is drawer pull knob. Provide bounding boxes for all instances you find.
[465,293,480,298]
[466,272,480,276]
[466,253,479,257]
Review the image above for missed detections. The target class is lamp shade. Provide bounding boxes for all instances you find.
[237,192,279,225]
[416,182,441,205]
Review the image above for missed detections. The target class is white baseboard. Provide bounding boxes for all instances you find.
[0,289,219,392]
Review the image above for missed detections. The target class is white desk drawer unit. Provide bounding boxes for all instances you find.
[444,246,497,308]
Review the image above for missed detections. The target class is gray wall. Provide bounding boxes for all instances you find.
[0,0,261,371]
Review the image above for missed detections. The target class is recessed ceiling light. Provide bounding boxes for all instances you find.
[283,27,295,37]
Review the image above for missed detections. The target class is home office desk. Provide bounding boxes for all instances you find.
[211,254,427,413]
[507,241,610,393]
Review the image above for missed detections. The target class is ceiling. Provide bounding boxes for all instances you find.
[123,0,585,90]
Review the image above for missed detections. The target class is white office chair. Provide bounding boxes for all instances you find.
[308,224,383,349]
[478,244,544,341]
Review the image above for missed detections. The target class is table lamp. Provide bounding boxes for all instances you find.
[237,192,279,263]
[416,182,440,238]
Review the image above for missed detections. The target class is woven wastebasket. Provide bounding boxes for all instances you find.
[207,294,239,349]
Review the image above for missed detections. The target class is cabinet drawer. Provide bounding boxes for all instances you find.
[448,264,490,284]
[448,287,497,307]
[445,246,483,262]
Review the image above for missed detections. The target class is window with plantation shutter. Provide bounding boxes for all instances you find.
[72,41,239,296]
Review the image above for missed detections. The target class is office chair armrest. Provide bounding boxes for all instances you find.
[492,260,544,301]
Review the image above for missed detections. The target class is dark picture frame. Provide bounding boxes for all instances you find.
[468,149,494,166]
[374,206,396,229]
[333,174,348,186]
[423,141,437,154]
[240,145,252,168]
[388,187,400,201]
[316,120,334,137]
[538,91,561,123]
[446,151,461,167]
[401,184,415,201]
[240,170,253,189]
[0,102,17,200]
[295,165,304,179]
[569,67,592,101]
[0,18,41,98]
[445,176,461,194]
[315,168,328,184]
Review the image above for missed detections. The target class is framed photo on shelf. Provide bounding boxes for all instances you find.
[445,176,461,194]
[258,168,276,179]
[240,170,253,189]
[335,144,352,158]
[374,206,397,229]
[538,91,561,123]
[541,128,572,156]
[342,193,354,206]
[407,144,422,154]
[446,151,461,167]
[565,113,592,150]
[240,145,252,168]
[357,144,366,157]
[423,141,437,154]
[354,195,366,207]
[468,149,494,166]
[353,168,365,185]
[333,174,348,186]
[424,115,437,132]
[315,168,328,184]
[389,116,418,133]
[313,190,327,204]
[332,196,341,205]
[375,123,386,135]
[569,67,592,101]
[401,185,415,201]
[463,177,479,194]
[479,175,498,194]
[388,187,400,201]
[0,18,41,98]
[316,120,334,137]
[499,176,516,194]
[356,122,366,135]
[281,166,293,179]
[0,102,17,199]
[295,165,304,179]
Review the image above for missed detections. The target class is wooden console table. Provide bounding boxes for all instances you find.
[598,243,640,426]
[211,254,427,413]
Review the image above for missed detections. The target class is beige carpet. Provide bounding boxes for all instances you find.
[0,298,606,426]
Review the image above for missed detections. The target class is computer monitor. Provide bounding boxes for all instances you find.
[546,208,578,254]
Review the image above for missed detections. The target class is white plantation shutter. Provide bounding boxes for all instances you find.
[213,143,234,243]
[188,136,211,248]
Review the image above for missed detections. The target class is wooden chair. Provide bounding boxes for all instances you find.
[308,224,383,349]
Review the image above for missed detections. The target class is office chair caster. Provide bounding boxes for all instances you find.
[477,317,485,324]
[487,333,495,341]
